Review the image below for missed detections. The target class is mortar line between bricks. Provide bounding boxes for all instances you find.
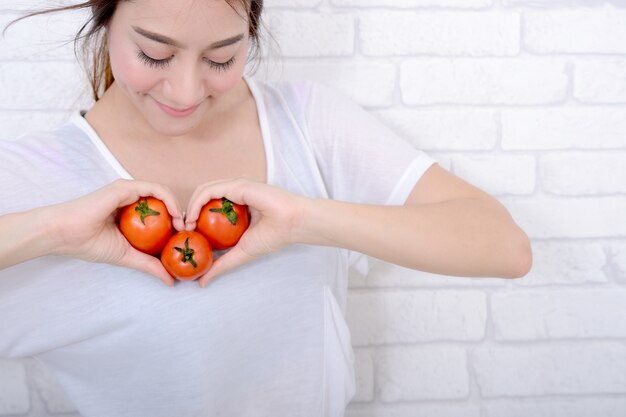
[352,10,360,57]
[482,391,626,401]
[362,390,626,406]
[348,282,626,292]
[270,53,626,60]
[480,390,626,401]
[390,102,626,109]
[325,6,499,12]
[350,340,626,356]
[465,332,484,406]
[478,338,626,346]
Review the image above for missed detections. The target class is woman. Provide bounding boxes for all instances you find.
[0,0,532,416]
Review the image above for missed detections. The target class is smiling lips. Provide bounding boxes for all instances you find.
[155,99,200,117]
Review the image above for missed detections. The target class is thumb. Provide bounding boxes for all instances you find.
[118,248,175,287]
[197,245,255,288]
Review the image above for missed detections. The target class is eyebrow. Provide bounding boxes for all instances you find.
[132,26,244,50]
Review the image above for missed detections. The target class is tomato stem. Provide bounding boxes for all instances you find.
[209,197,238,225]
[135,199,161,225]
[174,238,198,268]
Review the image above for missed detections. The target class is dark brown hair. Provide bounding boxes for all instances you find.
[4,0,265,101]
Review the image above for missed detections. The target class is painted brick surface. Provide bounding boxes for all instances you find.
[333,0,492,7]
[374,108,498,151]
[347,290,486,345]
[502,108,626,150]
[400,58,568,105]
[377,346,469,401]
[505,197,626,238]
[524,11,626,54]
[260,61,397,107]
[352,350,374,403]
[540,151,626,195]
[473,343,626,397]
[451,154,536,196]
[514,241,607,286]
[265,11,355,57]
[483,398,626,417]
[359,11,519,56]
[575,59,626,103]
[491,289,626,340]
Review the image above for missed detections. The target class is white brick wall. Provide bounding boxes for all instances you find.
[1,1,625,417]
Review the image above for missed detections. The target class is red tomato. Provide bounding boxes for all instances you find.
[118,197,173,256]
[160,231,213,281]
[196,198,250,250]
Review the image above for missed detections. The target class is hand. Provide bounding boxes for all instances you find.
[47,179,184,287]
[184,178,308,287]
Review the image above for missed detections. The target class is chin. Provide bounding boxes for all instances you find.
[140,97,206,137]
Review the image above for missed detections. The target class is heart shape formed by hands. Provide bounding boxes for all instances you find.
[118,196,249,281]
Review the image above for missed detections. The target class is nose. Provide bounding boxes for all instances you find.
[162,62,206,109]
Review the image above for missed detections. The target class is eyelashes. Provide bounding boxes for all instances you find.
[207,57,237,72]
[136,50,236,72]
[136,50,171,69]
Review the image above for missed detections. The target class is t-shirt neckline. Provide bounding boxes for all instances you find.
[70,75,274,184]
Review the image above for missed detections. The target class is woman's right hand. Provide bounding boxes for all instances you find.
[45,179,184,286]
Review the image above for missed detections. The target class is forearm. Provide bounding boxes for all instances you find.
[0,208,59,270]
[296,197,532,278]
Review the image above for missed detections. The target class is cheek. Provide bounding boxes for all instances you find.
[208,68,244,95]
[206,47,249,95]
[108,41,158,94]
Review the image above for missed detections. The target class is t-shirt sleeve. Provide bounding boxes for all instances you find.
[303,82,436,205]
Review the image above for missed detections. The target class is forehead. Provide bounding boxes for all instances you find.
[117,0,248,38]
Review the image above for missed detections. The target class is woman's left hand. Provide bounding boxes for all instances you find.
[184,178,309,287]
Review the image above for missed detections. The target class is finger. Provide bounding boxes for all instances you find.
[172,215,185,232]
[109,179,184,222]
[197,245,255,288]
[185,178,249,226]
[184,179,233,225]
[118,247,175,287]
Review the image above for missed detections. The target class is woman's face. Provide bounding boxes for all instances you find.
[106,0,250,136]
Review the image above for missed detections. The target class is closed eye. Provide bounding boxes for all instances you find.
[137,50,237,72]
[137,50,172,69]
[203,56,237,72]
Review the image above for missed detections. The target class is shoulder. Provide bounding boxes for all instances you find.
[247,77,361,133]
[0,113,114,208]
[1,113,86,152]
[247,77,349,111]
[0,112,98,164]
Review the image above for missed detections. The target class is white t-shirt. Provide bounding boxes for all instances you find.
[0,77,435,417]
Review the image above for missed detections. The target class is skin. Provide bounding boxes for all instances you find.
[0,179,183,287]
[0,0,532,286]
[184,174,533,288]
[85,0,266,209]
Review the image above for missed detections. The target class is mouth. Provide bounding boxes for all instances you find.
[154,99,201,117]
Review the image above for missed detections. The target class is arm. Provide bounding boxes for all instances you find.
[296,164,532,278]
[0,180,185,286]
[0,208,56,270]
[185,165,532,287]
